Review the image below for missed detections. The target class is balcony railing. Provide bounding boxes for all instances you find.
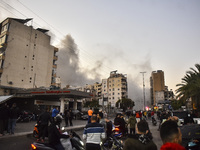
[54,47,59,52]
[53,55,58,61]
[52,64,57,68]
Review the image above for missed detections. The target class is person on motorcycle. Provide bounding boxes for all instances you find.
[37,108,52,142]
[48,116,69,150]
[123,119,157,150]
[114,113,126,136]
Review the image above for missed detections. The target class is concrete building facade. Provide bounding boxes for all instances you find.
[150,70,165,105]
[107,71,128,107]
[0,18,58,90]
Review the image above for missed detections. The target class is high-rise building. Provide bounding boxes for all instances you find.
[150,70,165,105]
[107,71,128,107]
[0,18,58,91]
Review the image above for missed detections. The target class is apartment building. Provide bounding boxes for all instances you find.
[0,18,58,92]
[93,82,102,100]
[107,71,128,107]
[150,70,165,105]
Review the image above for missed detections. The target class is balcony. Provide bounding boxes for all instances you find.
[52,64,57,68]
[54,47,59,52]
[0,68,3,73]
[52,73,56,77]
[53,55,58,61]
[0,31,9,38]
[0,55,5,60]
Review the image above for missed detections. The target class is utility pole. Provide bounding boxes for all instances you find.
[140,72,146,111]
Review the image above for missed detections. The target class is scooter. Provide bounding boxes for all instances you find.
[102,134,123,150]
[33,123,39,138]
[113,125,123,138]
[31,130,84,150]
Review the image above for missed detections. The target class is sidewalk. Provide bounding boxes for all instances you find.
[0,119,88,139]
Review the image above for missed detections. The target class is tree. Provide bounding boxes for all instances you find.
[116,98,135,111]
[176,63,200,110]
[84,100,99,108]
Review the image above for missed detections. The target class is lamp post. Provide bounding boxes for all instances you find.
[140,72,146,111]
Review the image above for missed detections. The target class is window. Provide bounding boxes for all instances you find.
[113,92,114,95]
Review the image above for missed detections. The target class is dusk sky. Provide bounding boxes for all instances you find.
[1,0,199,109]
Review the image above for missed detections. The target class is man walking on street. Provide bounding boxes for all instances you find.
[83,116,105,150]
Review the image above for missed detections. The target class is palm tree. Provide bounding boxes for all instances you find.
[176,64,200,110]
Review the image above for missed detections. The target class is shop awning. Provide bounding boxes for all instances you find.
[0,95,13,104]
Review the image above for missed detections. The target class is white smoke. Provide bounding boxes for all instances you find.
[56,34,153,110]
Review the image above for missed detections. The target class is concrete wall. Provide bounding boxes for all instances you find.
[1,19,55,88]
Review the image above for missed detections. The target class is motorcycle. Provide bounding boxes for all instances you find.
[31,130,84,150]
[102,134,123,150]
[113,125,123,138]
[17,110,34,122]
[33,123,39,138]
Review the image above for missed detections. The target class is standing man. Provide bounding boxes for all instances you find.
[160,120,185,150]
[8,103,19,135]
[68,109,73,126]
[52,106,59,122]
[64,108,69,127]
[123,120,157,150]
[37,108,51,142]
[127,113,137,135]
[104,118,113,138]
[87,108,93,124]
[83,116,105,150]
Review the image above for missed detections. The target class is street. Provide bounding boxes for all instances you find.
[0,118,163,150]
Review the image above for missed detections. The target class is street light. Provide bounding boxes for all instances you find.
[140,72,146,111]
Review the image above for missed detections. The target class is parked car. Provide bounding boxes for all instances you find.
[80,111,88,120]
[72,109,82,119]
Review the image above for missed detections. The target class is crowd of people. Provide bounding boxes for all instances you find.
[83,108,197,150]
[1,104,198,150]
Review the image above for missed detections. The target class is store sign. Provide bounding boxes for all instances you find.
[34,100,60,106]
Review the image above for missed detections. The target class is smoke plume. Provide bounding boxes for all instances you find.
[56,34,101,88]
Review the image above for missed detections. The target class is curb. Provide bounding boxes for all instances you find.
[0,125,85,139]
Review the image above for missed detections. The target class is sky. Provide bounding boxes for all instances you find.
[0,0,200,109]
